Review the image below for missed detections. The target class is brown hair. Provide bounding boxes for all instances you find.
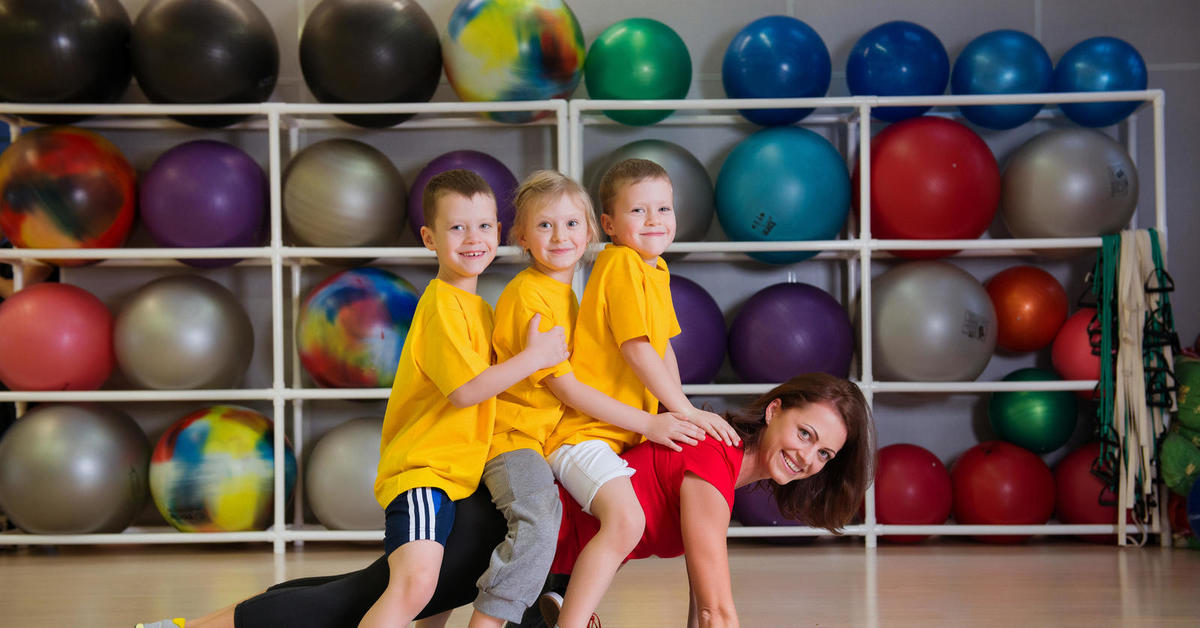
[507,170,600,249]
[596,158,670,215]
[727,372,875,533]
[422,169,495,230]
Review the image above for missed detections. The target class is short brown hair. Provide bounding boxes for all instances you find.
[507,170,600,248]
[597,158,670,215]
[422,169,495,229]
[727,373,875,533]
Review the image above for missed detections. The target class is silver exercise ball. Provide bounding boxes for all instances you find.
[1001,128,1139,238]
[305,416,383,530]
[871,261,997,381]
[114,274,254,389]
[588,139,715,242]
[0,404,149,534]
[284,139,407,247]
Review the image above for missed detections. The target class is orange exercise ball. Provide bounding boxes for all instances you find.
[985,265,1068,352]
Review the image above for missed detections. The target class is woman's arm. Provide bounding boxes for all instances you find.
[680,473,739,628]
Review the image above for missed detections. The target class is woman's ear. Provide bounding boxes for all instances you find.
[765,398,782,424]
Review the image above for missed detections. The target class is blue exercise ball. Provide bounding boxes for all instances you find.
[846,21,949,122]
[722,16,831,126]
[952,30,1052,130]
[1053,37,1147,128]
[715,127,850,264]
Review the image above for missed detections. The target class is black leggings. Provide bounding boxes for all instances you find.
[234,489,505,627]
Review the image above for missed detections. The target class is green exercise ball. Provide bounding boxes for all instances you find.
[1176,357,1200,431]
[584,18,691,125]
[988,367,1077,453]
[1161,425,1200,496]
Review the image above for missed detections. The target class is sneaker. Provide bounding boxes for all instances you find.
[536,592,601,628]
[135,619,185,628]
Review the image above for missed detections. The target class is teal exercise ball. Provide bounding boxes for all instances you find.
[988,368,1077,454]
[715,127,849,264]
[584,18,691,125]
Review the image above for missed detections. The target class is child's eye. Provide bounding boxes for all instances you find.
[449,224,464,231]
[537,221,552,229]
[567,219,580,227]
[631,207,645,214]
[480,223,494,231]
[659,206,673,213]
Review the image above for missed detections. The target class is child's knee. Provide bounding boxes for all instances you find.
[603,502,645,547]
[385,569,439,609]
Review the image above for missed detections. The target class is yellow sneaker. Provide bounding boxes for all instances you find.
[135,619,184,628]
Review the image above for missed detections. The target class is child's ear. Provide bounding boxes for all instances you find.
[419,226,436,250]
[600,212,615,236]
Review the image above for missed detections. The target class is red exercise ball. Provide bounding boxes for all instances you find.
[985,265,1068,353]
[951,441,1055,543]
[0,283,114,390]
[1051,308,1101,400]
[853,116,1000,258]
[874,443,953,543]
[1054,441,1124,543]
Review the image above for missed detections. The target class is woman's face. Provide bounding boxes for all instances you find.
[759,399,848,485]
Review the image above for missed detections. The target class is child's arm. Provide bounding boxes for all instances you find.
[619,338,740,446]
[545,373,704,451]
[447,314,568,408]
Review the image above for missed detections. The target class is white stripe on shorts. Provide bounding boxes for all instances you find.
[407,490,417,541]
[424,487,436,540]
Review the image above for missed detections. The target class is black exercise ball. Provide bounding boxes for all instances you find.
[299,0,442,128]
[0,0,132,123]
[131,0,279,127]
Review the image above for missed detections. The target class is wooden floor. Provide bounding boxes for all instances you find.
[2,539,1198,627]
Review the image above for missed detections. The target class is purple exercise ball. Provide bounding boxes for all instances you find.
[729,282,853,383]
[669,275,726,384]
[733,481,814,544]
[140,140,267,267]
[407,150,518,243]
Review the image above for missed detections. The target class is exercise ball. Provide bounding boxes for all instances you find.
[715,127,850,264]
[951,30,1053,130]
[0,404,149,534]
[721,16,831,126]
[951,441,1055,543]
[728,282,852,383]
[854,116,999,258]
[584,18,692,126]
[988,368,1077,454]
[1055,441,1123,543]
[305,416,384,530]
[1050,308,1101,399]
[0,0,132,123]
[733,481,813,544]
[139,140,267,267]
[871,261,996,382]
[984,266,1068,353]
[114,275,254,390]
[1160,426,1200,497]
[1176,357,1200,430]
[0,126,136,265]
[300,0,441,128]
[587,139,714,244]
[1054,37,1148,128]
[297,268,420,388]
[874,443,952,542]
[0,283,113,390]
[1001,128,1138,238]
[408,150,518,243]
[284,139,407,249]
[443,0,585,124]
[132,0,279,127]
[669,275,726,384]
[846,21,949,122]
[150,405,296,532]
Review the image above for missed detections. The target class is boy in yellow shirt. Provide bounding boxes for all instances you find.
[539,159,740,628]
[361,169,569,628]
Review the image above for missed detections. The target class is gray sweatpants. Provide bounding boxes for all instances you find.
[473,448,563,623]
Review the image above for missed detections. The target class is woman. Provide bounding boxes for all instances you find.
[138,373,874,628]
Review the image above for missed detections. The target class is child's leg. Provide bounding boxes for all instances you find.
[468,449,562,628]
[556,477,643,628]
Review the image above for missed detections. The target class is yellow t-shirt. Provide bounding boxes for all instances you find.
[488,267,577,460]
[545,244,681,455]
[374,279,495,505]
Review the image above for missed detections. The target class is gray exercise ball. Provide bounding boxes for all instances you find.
[587,139,715,243]
[0,404,149,534]
[114,274,254,389]
[284,139,407,247]
[1001,128,1139,238]
[871,261,997,381]
[305,416,384,530]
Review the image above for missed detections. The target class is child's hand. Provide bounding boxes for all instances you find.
[524,313,569,369]
[683,408,741,447]
[643,412,706,452]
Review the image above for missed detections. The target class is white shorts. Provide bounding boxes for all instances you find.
[547,440,635,515]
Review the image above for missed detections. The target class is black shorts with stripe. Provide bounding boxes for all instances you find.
[383,487,456,555]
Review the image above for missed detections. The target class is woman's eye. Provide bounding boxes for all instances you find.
[799,428,810,440]
[819,450,831,461]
